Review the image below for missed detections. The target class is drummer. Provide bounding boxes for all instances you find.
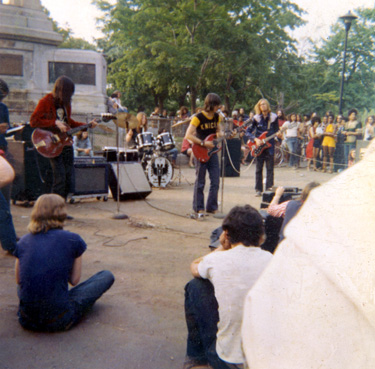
[125,112,148,149]
[158,128,178,168]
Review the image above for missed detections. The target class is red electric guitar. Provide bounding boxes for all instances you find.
[192,118,253,163]
[32,114,116,158]
[247,129,284,157]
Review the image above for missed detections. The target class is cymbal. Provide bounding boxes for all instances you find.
[115,112,138,130]
[97,124,115,133]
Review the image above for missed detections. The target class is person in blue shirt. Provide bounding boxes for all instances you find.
[244,99,279,197]
[15,194,115,332]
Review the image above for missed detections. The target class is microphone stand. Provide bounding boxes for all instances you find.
[102,114,128,220]
[213,110,228,219]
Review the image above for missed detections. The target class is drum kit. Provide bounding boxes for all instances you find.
[136,131,175,188]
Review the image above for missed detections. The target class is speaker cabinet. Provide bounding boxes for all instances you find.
[220,138,241,177]
[109,162,151,200]
[8,141,52,203]
[72,161,109,198]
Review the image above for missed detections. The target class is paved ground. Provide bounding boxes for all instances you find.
[0,161,334,369]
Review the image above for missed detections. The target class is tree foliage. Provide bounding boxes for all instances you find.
[93,0,305,113]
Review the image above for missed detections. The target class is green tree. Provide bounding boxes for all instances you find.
[94,0,304,113]
[304,8,375,115]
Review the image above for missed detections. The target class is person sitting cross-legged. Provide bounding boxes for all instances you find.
[183,205,272,369]
[14,194,115,332]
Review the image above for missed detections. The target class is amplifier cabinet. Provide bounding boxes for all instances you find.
[72,162,109,198]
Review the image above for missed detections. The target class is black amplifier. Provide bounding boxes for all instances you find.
[102,147,139,162]
[74,156,107,165]
[260,186,301,209]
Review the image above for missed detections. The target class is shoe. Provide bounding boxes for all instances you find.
[266,187,273,192]
[183,356,208,369]
[206,209,217,214]
[255,191,262,197]
[66,215,74,220]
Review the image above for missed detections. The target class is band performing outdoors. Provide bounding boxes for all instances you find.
[1,2,375,367]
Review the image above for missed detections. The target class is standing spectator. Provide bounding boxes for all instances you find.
[311,116,323,171]
[245,99,279,196]
[321,113,337,173]
[0,154,17,254]
[363,115,375,141]
[343,108,362,167]
[333,114,346,172]
[150,107,161,117]
[179,106,190,120]
[276,109,286,128]
[282,113,300,169]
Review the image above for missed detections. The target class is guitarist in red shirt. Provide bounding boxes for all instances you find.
[184,93,223,214]
[30,76,97,200]
[244,99,279,197]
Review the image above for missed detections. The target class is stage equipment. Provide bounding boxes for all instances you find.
[220,138,241,177]
[260,187,301,209]
[102,113,128,219]
[69,157,109,202]
[109,162,151,200]
[146,156,173,188]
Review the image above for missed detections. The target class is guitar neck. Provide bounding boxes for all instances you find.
[67,124,91,136]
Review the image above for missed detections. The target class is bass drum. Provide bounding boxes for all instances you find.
[147,156,173,188]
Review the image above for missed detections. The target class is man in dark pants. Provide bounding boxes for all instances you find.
[183,205,272,369]
[245,99,279,196]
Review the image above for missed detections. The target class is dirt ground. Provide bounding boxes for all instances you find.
[0,160,333,369]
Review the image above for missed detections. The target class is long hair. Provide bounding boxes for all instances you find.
[28,194,67,234]
[254,99,270,115]
[52,75,75,107]
[203,93,221,112]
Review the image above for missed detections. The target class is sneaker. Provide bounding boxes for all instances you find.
[66,215,74,220]
[266,187,273,192]
[255,191,262,197]
[183,356,208,369]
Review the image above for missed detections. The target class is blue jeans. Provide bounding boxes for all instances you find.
[184,279,243,369]
[0,191,17,254]
[193,153,219,212]
[255,149,274,192]
[286,137,299,167]
[18,270,115,332]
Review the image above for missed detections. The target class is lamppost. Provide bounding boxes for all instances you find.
[338,11,358,114]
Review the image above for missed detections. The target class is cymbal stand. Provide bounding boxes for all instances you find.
[102,114,128,220]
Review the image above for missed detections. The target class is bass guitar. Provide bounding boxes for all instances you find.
[32,114,116,158]
[192,118,253,163]
[247,129,284,157]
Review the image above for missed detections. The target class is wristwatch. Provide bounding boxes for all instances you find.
[200,141,204,146]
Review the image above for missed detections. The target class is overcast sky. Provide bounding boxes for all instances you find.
[40,0,374,49]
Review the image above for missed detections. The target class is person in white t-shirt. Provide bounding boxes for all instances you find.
[183,205,272,369]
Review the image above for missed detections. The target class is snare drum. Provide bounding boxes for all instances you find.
[157,132,175,152]
[136,132,154,151]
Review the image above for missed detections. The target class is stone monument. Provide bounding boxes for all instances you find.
[0,0,107,122]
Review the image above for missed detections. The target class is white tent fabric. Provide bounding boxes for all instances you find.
[242,140,375,369]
